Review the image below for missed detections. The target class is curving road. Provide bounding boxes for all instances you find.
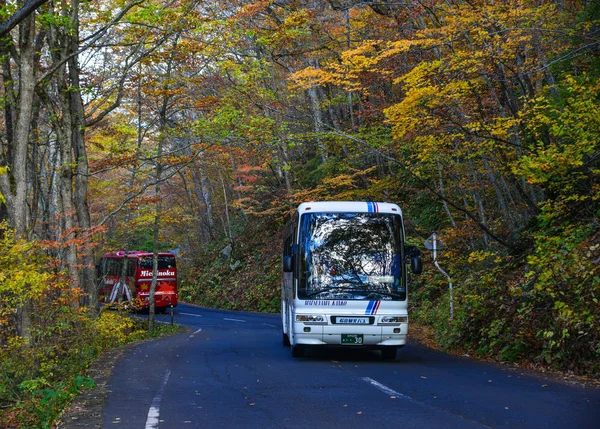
[101,303,600,428]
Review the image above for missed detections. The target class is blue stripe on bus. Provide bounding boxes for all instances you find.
[367,202,373,213]
[365,300,375,315]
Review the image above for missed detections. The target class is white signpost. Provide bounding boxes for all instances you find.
[425,233,453,318]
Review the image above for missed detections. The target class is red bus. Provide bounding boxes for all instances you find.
[98,251,178,311]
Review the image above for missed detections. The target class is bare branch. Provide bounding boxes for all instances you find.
[36,0,145,85]
[0,0,49,38]
[324,127,517,249]
[95,142,212,227]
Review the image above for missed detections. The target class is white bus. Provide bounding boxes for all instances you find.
[281,201,422,359]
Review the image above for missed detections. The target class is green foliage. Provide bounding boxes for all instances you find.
[21,376,95,429]
[517,75,600,199]
[107,225,175,253]
[38,13,75,33]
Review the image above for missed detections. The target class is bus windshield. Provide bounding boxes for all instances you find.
[138,256,176,270]
[298,212,405,301]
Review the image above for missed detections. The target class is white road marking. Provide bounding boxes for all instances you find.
[362,377,413,400]
[145,369,171,429]
[362,377,493,428]
[262,323,277,328]
[180,312,203,317]
[189,328,202,339]
[223,318,246,323]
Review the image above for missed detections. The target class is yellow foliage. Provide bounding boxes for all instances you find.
[292,167,378,203]
[0,166,7,204]
[468,250,495,263]
[94,311,145,347]
[0,223,52,309]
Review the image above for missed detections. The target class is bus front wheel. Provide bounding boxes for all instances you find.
[291,344,304,358]
[381,347,397,360]
[282,332,290,347]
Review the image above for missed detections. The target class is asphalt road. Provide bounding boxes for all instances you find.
[101,303,600,428]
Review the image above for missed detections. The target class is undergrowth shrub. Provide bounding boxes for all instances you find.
[411,223,600,375]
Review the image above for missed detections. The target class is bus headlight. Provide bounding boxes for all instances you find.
[380,316,408,324]
[295,314,327,325]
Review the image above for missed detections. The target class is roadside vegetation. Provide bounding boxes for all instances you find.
[0,1,599,426]
[179,219,281,314]
[0,224,179,428]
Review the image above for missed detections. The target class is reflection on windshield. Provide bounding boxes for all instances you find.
[298,213,405,301]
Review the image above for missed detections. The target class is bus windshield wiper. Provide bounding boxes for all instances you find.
[363,290,403,299]
[304,287,403,299]
[304,287,367,298]
[304,287,400,298]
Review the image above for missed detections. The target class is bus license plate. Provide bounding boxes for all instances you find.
[337,317,369,324]
[342,334,364,345]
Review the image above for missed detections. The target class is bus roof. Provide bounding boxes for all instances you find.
[102,251,176,258]
[297,201,403,216]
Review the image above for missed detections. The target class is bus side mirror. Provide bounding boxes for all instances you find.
[411,256,422,275]
[283,255,294,272]
[405,245,422,275]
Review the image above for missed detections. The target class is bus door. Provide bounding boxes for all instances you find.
[100,257,136,304]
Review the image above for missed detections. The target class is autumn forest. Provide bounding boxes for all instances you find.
[0,0,599,425]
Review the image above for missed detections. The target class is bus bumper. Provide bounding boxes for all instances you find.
[138,292,178,309]
[293,323,408,347]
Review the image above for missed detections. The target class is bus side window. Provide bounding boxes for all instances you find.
[107,258,123,276]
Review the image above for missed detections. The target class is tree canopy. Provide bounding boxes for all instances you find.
[1,1,599,423]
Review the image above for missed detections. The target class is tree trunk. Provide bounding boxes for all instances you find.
[307,59,327,162]
[149,34,180,333]
[0,14,38,338]
[47,9,80,293]
[148,153,163,335]
[8,15,35,239]
[438,162,457,228]
[68,0,96,306]
[191,164,214,241]
[219,168,233,246]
